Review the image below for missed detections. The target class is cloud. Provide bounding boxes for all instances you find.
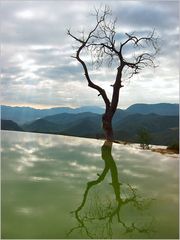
[114,1,178,30]
[1,0,179,109]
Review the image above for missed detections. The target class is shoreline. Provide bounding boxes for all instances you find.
[1,129,179,155]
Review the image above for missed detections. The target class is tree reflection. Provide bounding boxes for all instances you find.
[68,141,155,239]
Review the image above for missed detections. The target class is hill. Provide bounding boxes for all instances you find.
[23,119,60,133]
[1,105,104,124]
[1,103,178,124]
[1,103,179,146]
[21,112,179,146]
[113,114,179,145]
[1,119,23,131]
[126,103,179,116]
[114,113,179,134]
[23,112,102,136]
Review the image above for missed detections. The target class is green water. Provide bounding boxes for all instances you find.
[1,131,179,239]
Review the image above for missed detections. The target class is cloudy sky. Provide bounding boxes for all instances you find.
[1,0,179,109]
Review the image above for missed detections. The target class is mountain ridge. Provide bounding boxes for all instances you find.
[126,103,179,115]
[1,119,23,131]
[1,105,104,124]
[1,103,179,124]
[1,103,179,146]
[2,113,178,146]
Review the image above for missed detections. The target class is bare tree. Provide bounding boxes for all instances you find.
[67,141,155,238]
[68,6,159,141]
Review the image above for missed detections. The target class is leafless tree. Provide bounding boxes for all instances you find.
[68,6,159,140]
[67,141,155,238]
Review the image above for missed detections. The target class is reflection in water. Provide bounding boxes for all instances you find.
[68,141,155,239]
[2,132,178,239]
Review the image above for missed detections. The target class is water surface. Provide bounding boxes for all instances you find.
[1,131,179,239]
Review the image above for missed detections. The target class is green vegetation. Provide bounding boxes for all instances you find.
[1,119,23,131]
[138,128,151,149]
[1,103,179,146]
[167,143,179,153]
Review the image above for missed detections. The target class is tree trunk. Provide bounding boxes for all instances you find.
[101,66,123,141]
[102,112,113,141]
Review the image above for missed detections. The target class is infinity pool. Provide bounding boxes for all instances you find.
[1,131,179,239]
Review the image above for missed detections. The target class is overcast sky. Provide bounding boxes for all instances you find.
[1,0,179,109]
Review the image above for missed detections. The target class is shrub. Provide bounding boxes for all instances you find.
[138,128,151,150]
[167,143,179,153]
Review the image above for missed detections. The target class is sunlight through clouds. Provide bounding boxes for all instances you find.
[1,0,179,109]
[16,9,35,19]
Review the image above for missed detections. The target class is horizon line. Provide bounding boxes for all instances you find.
[1,102,179,110]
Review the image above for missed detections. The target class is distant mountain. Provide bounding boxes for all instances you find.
[75,106,104,114]
[1,103,178,125]
[1,119,23,131]
[126,103,179,116]
[23,119,60,133]
[20,111,179,146]
[23,112,102,136]
[61,116,102,138]
[43,111,101,125]
[114,113,179,134]
[1,103,179,145]
[150,128,179,146]
[1,105,104,124]
[113,113,179,145]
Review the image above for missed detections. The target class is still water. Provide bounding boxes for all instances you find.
[1,131,179,239]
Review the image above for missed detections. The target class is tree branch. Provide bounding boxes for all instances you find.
[67,29,111,109]
[67,5,159,140]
